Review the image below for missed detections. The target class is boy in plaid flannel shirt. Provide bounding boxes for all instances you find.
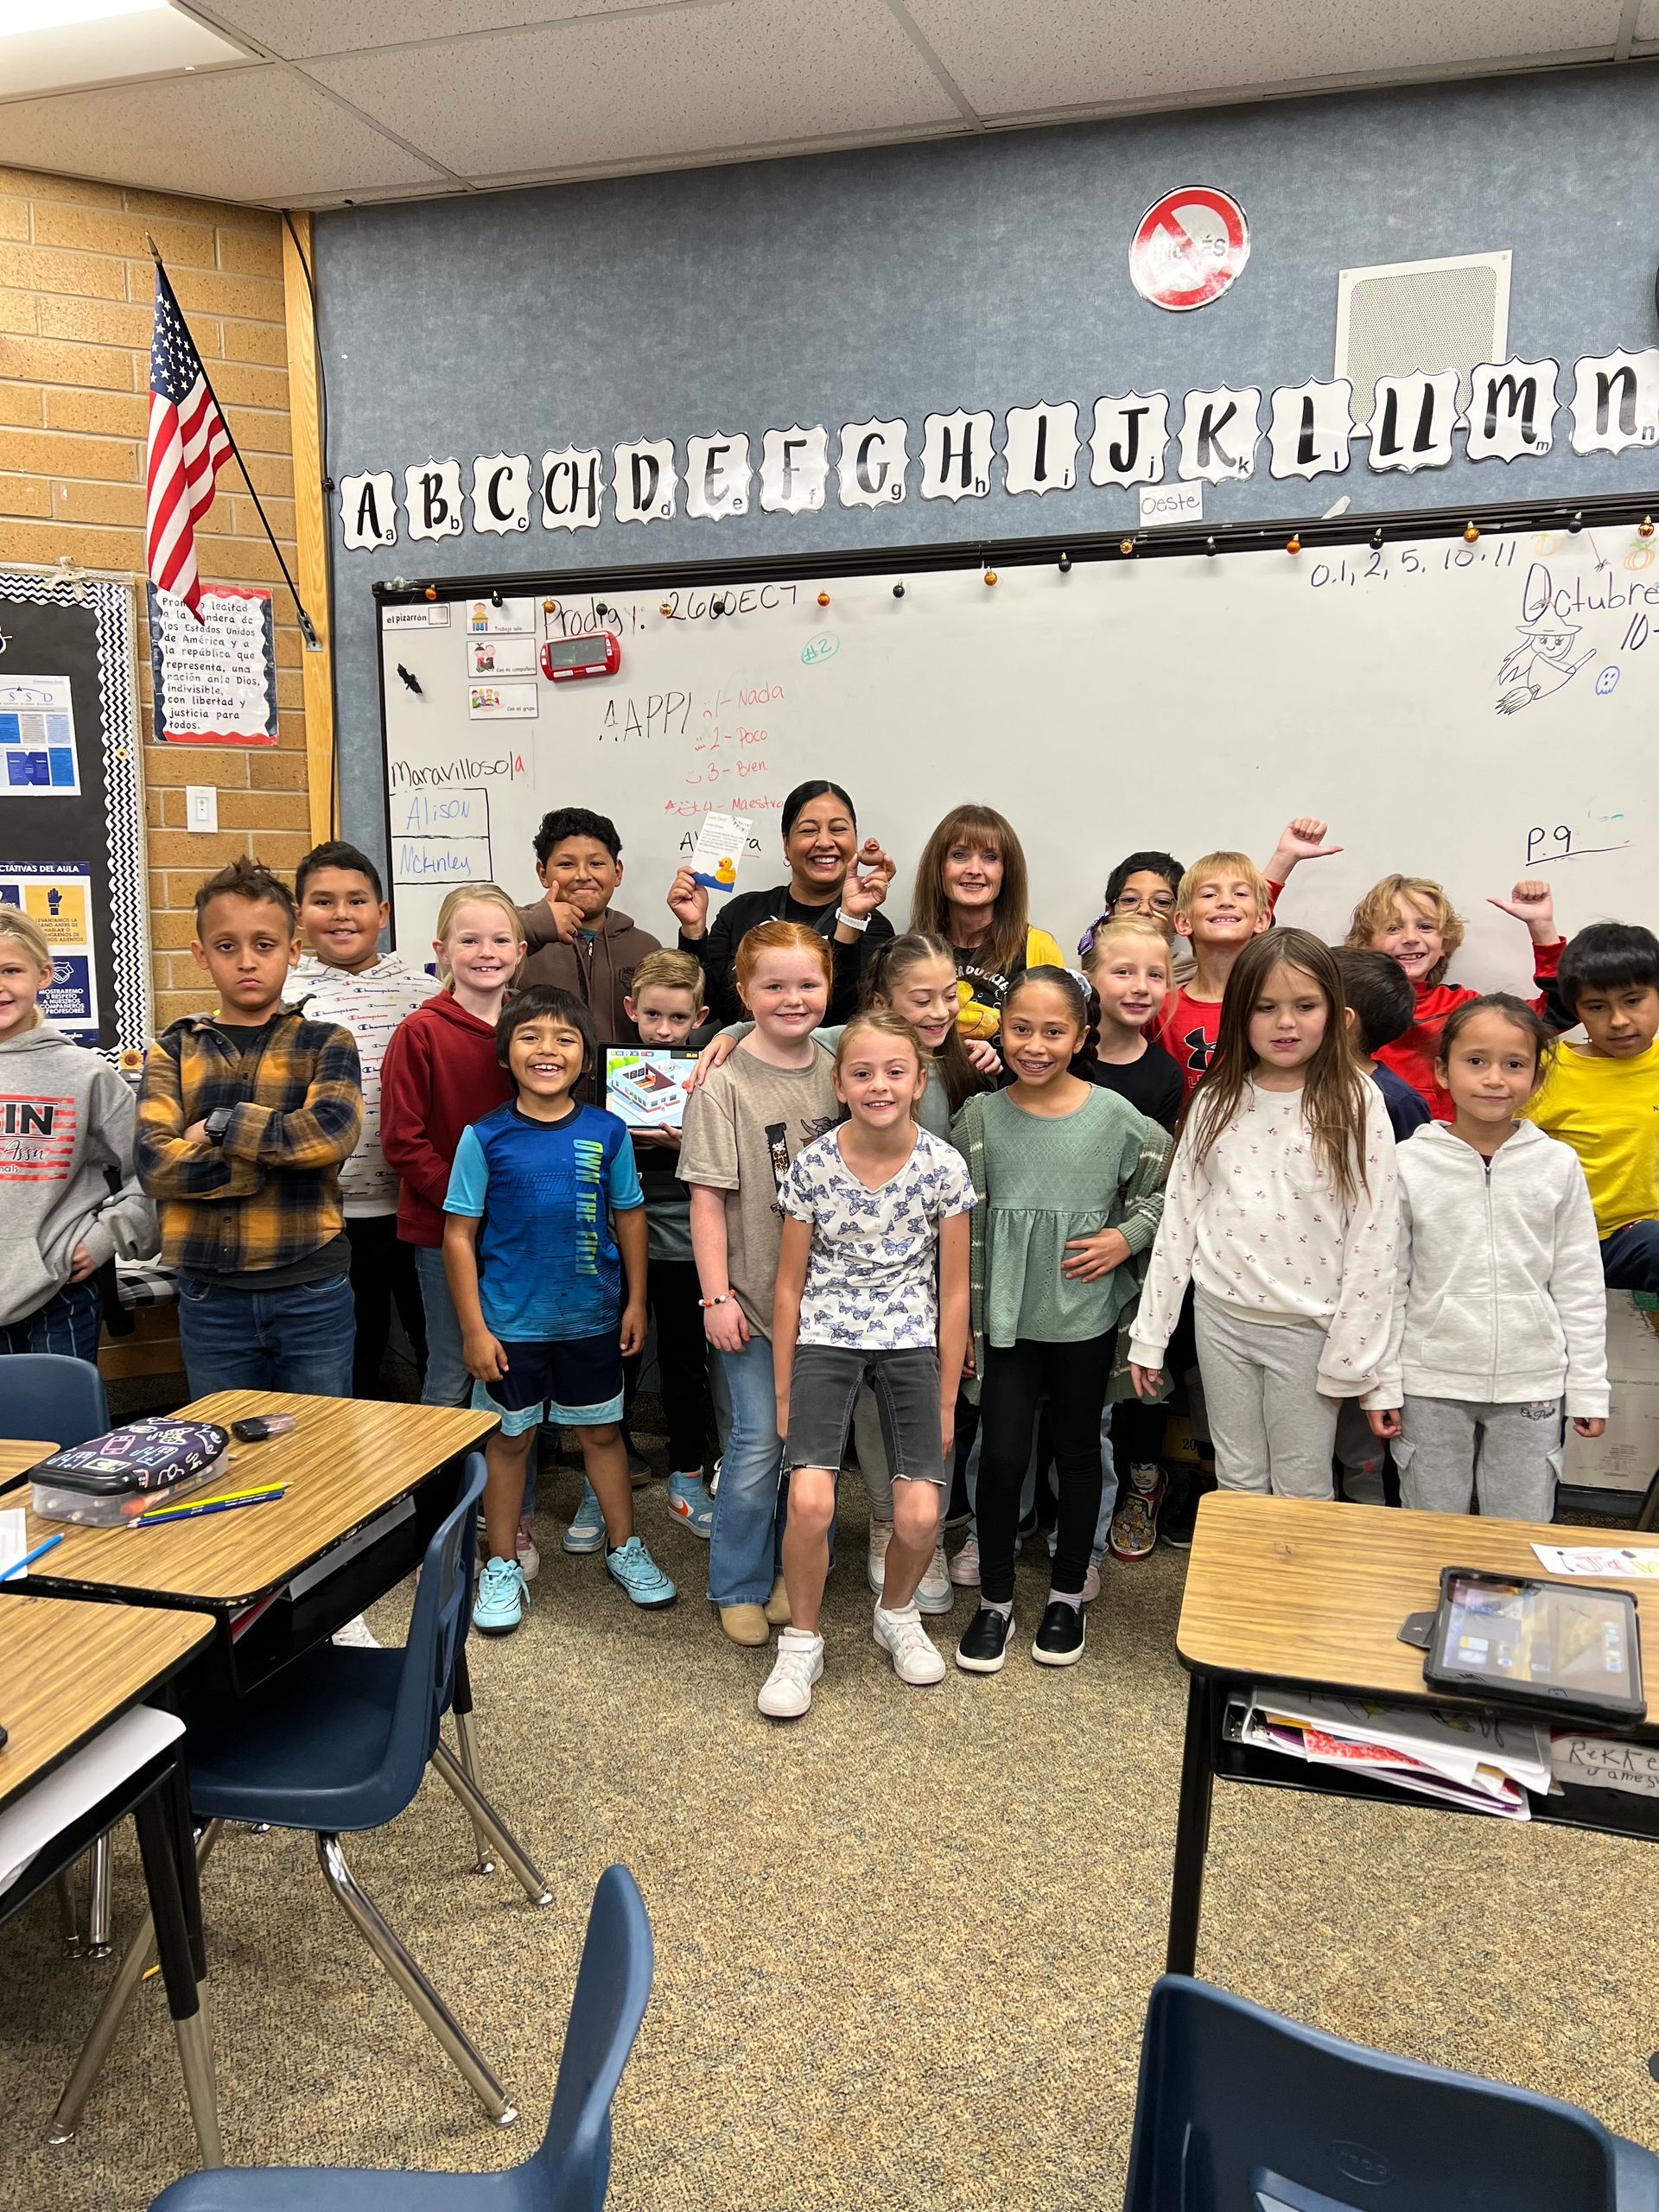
[136,858,363,1397]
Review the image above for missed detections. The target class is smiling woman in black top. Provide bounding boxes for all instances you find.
[668,779,895,1022]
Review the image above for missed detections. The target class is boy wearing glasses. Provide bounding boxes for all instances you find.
[1078,819,1338,984]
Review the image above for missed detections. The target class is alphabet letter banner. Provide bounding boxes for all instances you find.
[337,345,1659,549]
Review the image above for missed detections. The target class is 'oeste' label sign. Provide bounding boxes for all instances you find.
[1130,187,1250,312]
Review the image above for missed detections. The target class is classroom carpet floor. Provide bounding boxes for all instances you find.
[5,1402,1659,2210]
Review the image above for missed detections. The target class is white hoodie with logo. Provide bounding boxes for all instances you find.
[1376,1118,1609,1416]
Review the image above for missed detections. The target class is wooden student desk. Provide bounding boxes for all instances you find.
[3,1392,495,1694]
[1168,1493,1659,1975]
[0,1595,220,2161]
[0,1440,56,1497]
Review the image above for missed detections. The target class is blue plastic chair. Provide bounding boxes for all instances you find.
[146,1865,652,2212]
[52,1455,552,2140]
[1125,1974,1659,2211]
[3,1351,109,1448]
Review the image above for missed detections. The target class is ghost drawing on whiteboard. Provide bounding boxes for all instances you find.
[1495,620,1595,715]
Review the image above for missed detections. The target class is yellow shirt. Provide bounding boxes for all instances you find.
[954,926,1067,1041]
[1522,1039,1659,1238]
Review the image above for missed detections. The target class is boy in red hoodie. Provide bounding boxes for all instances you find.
[381,885,523,1410]
[1345,873,1565,1120]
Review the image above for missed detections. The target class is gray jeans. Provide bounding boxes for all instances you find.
[1193,1295,1338,1499]
[1396,1395,1564,1522]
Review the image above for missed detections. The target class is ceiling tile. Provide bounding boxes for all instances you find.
[189,0,662,63]
[905,0,1624,118]
[301,0,963,175]
[1634,0,1659,41]
[0,65,448,202]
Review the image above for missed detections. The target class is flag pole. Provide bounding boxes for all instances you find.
[144,234,321,651]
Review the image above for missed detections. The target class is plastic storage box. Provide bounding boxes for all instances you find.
[29,1418,232,1528]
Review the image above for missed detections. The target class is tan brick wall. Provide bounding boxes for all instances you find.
[0,165,309,1033]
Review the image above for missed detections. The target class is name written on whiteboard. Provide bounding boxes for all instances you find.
[389,751,526,788]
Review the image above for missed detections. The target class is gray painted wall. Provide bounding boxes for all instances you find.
[316,63,1659,864]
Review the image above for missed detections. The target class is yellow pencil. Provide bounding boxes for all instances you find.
[139,1482,284,1518]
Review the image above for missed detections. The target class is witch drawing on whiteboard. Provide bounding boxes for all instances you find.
[1495,619,1595,715]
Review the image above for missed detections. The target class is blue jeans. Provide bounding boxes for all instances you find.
[709,1332,787,1607]
[416,1243,536,1512]
[413,1244,469,1407]
[1,1276,102,1363]
[175,1270,354,1397]
[1602,1222,1659,1294]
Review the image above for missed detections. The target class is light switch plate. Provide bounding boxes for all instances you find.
[186,785,218,833]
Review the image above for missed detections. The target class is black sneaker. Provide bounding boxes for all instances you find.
[1032,1601,1086,1667]
[956,1605,1015,1674]
[1160,1465,1216,1549]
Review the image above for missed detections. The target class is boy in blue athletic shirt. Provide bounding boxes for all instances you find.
[444,983,675,1633]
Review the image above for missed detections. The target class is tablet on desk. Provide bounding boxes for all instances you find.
[602,1047,697,1132]
[1425,1567,1645,1727]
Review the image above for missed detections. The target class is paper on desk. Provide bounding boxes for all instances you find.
[1249,1688,1552,1793]
[0,1705,184,1892]
[1549,1732,1659,1800]
[1531,1542,1659,1580]
[0,1510,25,1577]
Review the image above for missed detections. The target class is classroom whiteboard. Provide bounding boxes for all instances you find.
[378,528,1655,976]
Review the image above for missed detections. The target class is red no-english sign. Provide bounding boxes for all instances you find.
[1130,187,1250,312]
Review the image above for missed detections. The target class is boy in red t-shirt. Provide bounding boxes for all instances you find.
[1344,872,1566,1119]
[1151,818,1342,1101]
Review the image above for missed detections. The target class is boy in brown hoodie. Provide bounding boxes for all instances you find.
[517,808,660,1058]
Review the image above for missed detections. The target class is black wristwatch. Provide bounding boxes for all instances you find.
[203,1107,234,1147]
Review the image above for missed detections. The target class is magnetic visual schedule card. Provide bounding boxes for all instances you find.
[0,672,79,792]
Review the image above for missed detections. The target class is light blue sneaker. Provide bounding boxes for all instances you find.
[605,1536,677,1609]
[666,1471,715,1538]
[562,1480,607,1554]
[472,1555,528,1636]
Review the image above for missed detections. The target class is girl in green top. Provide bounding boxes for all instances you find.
[951,967,1169,1675]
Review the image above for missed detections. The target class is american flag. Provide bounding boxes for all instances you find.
[145,267,232,618]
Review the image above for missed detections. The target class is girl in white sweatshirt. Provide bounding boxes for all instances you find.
[1128,929,1399,1498]
[1368,994,1608,1520]
[0,910,156,1363]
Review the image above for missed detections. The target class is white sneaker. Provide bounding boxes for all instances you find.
[757,1630,823,1719]
[1081,1560,1102,1604]
[949,1535,981,1587]
[516,1516,541,1582]
[865,1518,893,1594]
[915,1543,953,1615]
[873,1603,945,1686]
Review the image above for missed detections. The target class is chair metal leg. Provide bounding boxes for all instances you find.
[430,1741,551,1907]
[315,1833,517,2127]
[54,1871,82,1956]
[86,1831,114,1959]
[450,1709,496,1876]
[172,1996,222,2169]
[48,1821,221,2145]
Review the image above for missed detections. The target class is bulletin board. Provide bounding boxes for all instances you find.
[0,572,151,1060]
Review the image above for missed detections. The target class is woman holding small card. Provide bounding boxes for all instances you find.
[668,778,895,1023]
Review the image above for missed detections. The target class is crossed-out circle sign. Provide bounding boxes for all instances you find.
[1129,186,1250,312]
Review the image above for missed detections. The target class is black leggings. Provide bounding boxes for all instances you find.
[976,1334,1110,1604]
[622,1258,714,1474]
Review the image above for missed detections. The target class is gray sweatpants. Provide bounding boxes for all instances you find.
[1396,1395,1564,1522]
[1193,1295,1338,1499]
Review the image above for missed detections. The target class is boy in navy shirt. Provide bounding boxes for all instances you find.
[444,984,674,1632]
[1335,948,1431,1145]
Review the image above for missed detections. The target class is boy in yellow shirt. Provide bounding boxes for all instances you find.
[1524,922,1659,1291]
